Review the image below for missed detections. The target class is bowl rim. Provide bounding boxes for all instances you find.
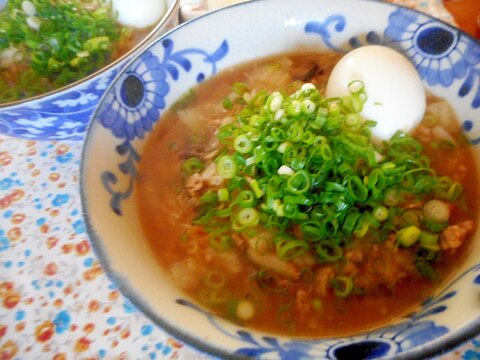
[80,0,480,358]
[0,0,180,108]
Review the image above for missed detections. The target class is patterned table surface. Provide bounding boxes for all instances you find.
[1,1,479,359]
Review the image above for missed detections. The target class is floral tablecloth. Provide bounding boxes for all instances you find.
[0,1,479,359]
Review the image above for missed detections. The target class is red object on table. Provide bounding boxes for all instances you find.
[443,0,480,39]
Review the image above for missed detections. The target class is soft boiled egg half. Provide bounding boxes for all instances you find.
[326,45,426,140]
[112,0,166,28]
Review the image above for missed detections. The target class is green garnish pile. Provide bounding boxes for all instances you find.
[185,81,463,273]
[0,0,124,102]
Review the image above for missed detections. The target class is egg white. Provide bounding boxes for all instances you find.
[112,0,166,28]
[326,45,426,140]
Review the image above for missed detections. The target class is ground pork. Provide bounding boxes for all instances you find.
[440,220,474,252]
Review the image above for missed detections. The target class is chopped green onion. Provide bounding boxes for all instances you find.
[372,206,389,222]
[419,231,440,251]
[401,209,422,227]
[236,190,256,207]
[182,157,205,175]
[301,99,316,114]
[287,100,302,116]
[266,92,284,112]
[255,269,288,293]
[222,97,234,109]
[424,219,448,233]
[193,207,216,225]
[200,190,218,205]
[278,165,294,176]
[217,155,237,179]
[331,276,354,298]
[415,260,438,280]
[276,239,309,260]
[343,212,361,235]
[348,80,364,94]
[397,225,421,247]
[236,208,260,227]
[347,175,368,202]
[249,179,264,198]
[446,182,463,201]
[216,207,233,218]
[384,189,400,206]
[287,170,310,194]
[183,79,466,275]
[234,135,254,154]
[218,188,230,202]
[343,113,362,131]
[316,242,343,262]
[233,82,248,95]
[423,199,450,223]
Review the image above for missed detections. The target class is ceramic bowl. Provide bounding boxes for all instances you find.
[81,0,480,358]
[0,0,180,141]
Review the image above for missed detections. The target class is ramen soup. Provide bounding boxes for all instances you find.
[0,0,159,103]
[136,52,479,337]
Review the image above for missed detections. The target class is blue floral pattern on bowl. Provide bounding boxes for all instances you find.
[98,38,228,215]
[0,70,117,140]
[81,1,480,359]
[305,7,480,147]
[175,263,480,359]
[306,8,480,106]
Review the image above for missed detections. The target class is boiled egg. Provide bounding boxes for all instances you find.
[326,45,426,140]
[112,0,166,28]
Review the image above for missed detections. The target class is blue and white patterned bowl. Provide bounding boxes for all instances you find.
[0,0,180,141]
[81,0,480,358]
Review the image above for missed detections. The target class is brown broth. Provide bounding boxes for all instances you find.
[136,52,479,337]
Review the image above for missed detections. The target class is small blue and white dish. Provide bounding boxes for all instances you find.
[81,0,480,358]
[0,0,179,141]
